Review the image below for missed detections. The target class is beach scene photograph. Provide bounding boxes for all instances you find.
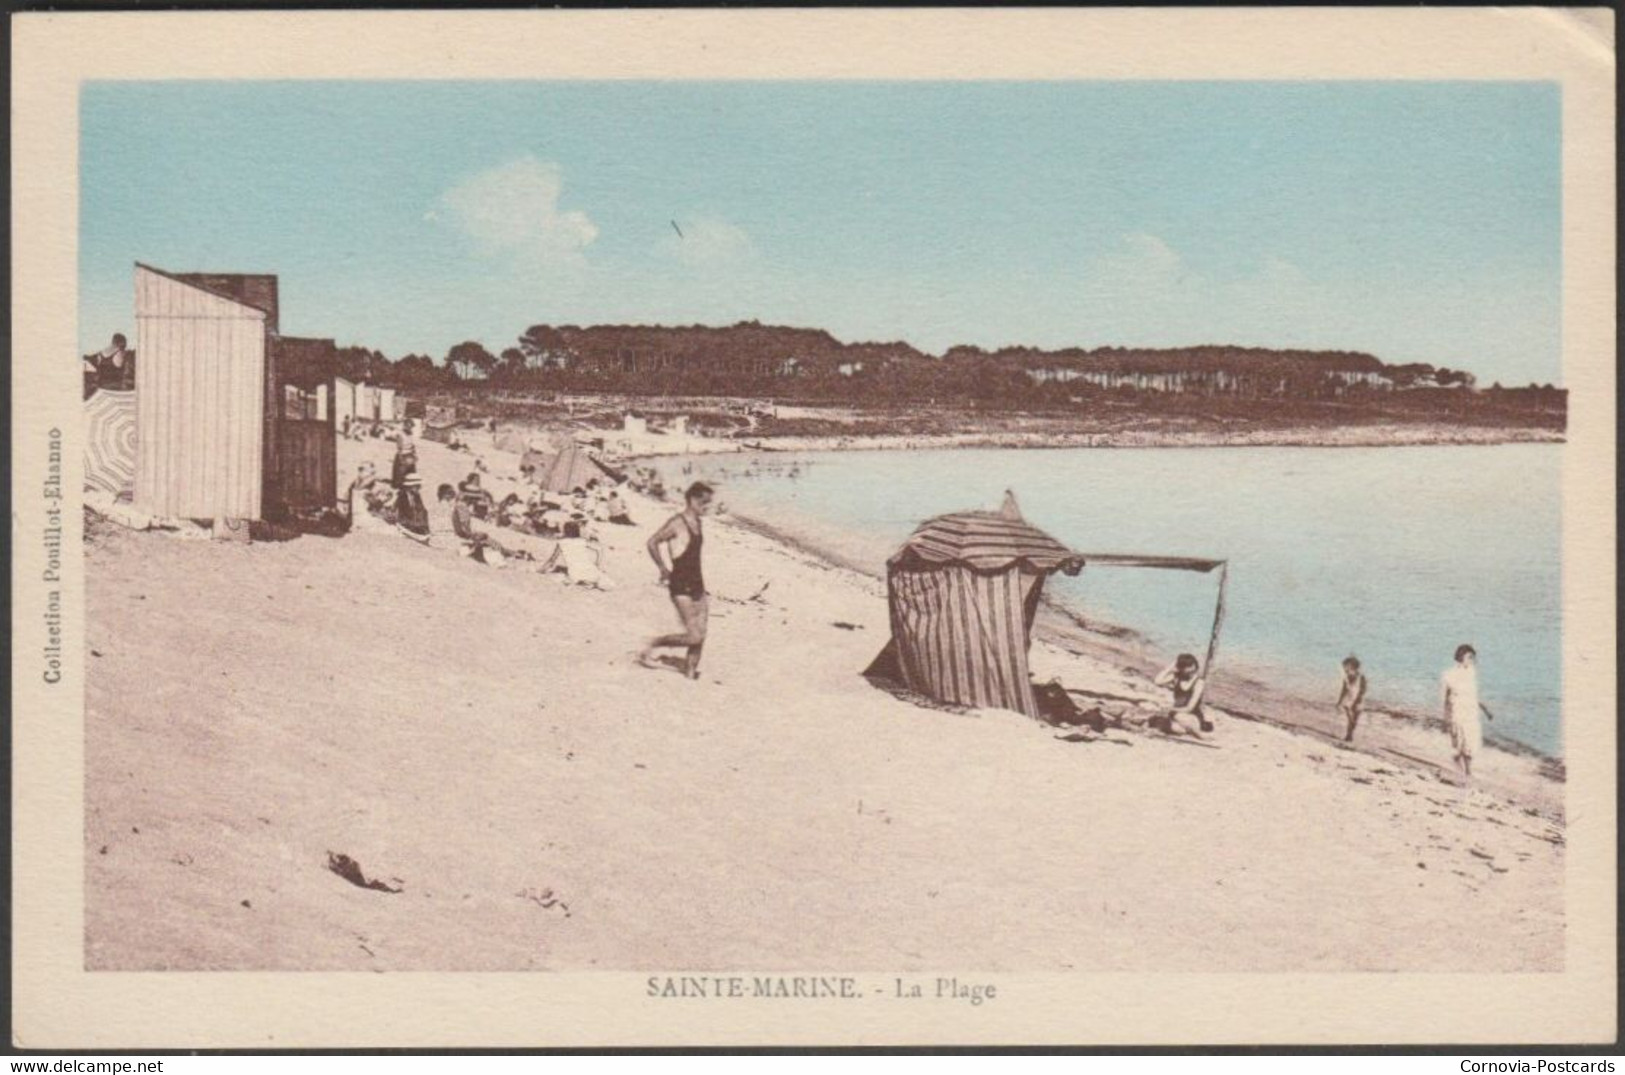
[78,79,1568,975]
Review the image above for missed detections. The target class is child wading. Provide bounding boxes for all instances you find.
[641,482,715,680]
[1338,656,1368,742]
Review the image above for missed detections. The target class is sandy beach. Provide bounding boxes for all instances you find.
[84,433,1564,973]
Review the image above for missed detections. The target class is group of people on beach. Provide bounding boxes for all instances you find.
[341,415,404,442]
[1151,644,1494,779]
[343,426,627,588]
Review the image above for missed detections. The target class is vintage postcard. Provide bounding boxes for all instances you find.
[10,7,1617,1050]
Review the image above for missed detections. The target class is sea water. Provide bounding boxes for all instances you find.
[665,445,1562,756]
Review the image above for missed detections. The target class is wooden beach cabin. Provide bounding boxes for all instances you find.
[133,264,337,521]
[356,384,381,423]
[332,376,357,428]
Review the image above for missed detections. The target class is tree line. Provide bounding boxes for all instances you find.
[335,320,1563,413]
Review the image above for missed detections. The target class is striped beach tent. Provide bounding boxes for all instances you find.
[85,388,139,498]
[536,441,621,494]
[865,493,1082,718]
[866,492,1228,719]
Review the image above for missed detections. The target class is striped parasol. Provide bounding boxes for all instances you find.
[84,388,137,498]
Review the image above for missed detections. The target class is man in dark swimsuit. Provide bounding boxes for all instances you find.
[642,482,715,680]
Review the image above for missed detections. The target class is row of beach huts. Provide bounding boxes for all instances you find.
[89,263,407,525]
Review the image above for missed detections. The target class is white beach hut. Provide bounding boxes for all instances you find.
[333,377,356,427]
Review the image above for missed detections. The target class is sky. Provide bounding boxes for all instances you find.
[81,81,1561,385]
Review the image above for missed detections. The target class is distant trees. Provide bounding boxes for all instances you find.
[391,353,450,390]
[335,345,391,384]
[446,340,497,381]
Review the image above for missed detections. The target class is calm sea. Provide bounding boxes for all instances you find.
[664,444,1562,756]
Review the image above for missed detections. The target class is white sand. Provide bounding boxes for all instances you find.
[84,436,1564,972]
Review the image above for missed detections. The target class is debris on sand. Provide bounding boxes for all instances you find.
[832,621,864,631]
[517,886,572,917]
[326,851,403,893]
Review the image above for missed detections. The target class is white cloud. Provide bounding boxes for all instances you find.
[1088,232,1183,283]
[657,214,756,269]
[1074,232,1327,348]
[436,156,598,259]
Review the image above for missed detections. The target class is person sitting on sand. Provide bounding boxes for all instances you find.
[458,472,496,519]
[640,481,715,681]
[395,474,431,542]
[496,493,525,529]
[433,483,505,564]
[1338,656,1368,742]
[346,462,394,534]
[606,490,633,526]
[541,532,611,589]
[1153,653,1212,735]
[1442,644,1494,778]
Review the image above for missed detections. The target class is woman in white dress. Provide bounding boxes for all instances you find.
[1441,644,1494,778]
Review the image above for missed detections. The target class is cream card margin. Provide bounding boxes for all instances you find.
[10,7,1617,1048]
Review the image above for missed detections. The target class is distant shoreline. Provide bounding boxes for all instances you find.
[619,422,1563,460]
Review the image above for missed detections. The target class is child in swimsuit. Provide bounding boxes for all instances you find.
[1338,656,1368,742]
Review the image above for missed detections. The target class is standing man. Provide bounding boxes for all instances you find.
[1441,644,1494,778]
[390,427,418,487]
[641,481,714,680]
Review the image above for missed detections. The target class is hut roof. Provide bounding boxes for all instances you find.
[137,264,279,331]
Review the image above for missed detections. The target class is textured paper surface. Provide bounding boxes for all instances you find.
[10,7,1616,1048]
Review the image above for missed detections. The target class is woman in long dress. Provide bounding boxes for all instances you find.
[1441,644,1493,778]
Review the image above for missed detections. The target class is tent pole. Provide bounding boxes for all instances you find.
[1203,562,1229,675]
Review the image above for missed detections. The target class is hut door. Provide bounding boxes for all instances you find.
[269,337,340,517]
[276,386,336,513]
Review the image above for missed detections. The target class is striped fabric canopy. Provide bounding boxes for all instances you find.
[84,388,137,498]
[876,563,1047,717]
[889,509,1084,575]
